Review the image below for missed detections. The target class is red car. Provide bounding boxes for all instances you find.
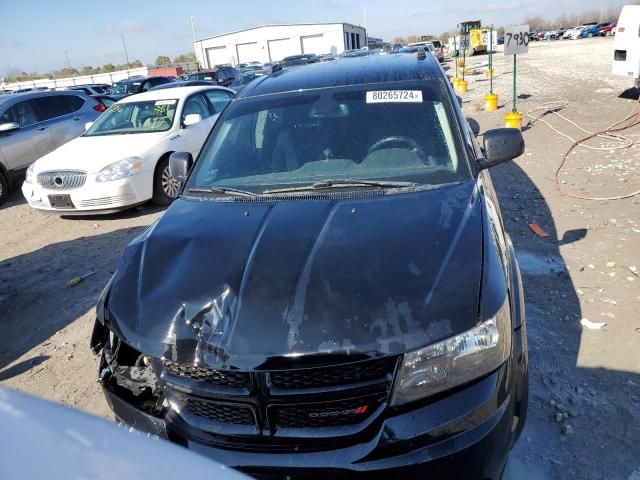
[599,22,616,36]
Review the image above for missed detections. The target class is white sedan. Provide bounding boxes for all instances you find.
[22,86,234,213]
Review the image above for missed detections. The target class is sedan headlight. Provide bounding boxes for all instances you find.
[390,313,510,406]
[25,164,35,184]
[96,157,142,182]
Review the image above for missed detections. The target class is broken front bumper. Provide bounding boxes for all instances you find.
[101,362,522,480]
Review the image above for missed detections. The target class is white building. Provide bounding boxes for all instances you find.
[194,23,367,68]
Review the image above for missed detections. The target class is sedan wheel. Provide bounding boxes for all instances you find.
[161,166,180,198]
[152,156,179,206]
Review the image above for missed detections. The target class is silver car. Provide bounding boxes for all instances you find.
[0,91,103,204]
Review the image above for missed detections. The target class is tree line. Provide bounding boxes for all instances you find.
[5,52,197,83]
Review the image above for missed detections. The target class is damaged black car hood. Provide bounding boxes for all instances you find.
[105,181,483,370]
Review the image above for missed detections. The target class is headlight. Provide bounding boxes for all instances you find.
[25,164,35,184]
[390,313,510,406]
[96,157,142,182]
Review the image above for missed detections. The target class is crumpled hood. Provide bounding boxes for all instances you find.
[106,181,483,369]
[34,132,170,174]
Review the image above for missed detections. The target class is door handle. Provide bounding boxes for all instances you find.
[73,116,81,121]
[37,127,46,131]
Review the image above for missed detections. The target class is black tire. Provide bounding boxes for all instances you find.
[0,172,9,205]
[151,156,180,206]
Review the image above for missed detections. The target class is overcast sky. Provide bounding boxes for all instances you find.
[1,0,628,75]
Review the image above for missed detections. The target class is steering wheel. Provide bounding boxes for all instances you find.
[365,136,428,163]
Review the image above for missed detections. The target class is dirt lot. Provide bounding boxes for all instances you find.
[1,37,639,479]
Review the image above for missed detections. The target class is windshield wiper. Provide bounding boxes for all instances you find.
[186,186,258,198]
[263,179,418,194]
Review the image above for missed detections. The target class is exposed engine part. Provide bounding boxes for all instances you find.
[100,334,164,417]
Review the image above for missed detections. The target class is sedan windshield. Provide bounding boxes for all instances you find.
[85,99,178,136]
[187,82,469,193]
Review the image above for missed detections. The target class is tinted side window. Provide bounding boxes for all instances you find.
[64,95,86,112]
[204,90,233,114]
[183,93,211,119]
[6,100,41,127]
[35,96,72,120]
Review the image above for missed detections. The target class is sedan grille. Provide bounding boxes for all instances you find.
[275,395,384,428]
[269,357,397,390]
[37,170,86,190]
[184,398,255,425]
[162,360,250,388]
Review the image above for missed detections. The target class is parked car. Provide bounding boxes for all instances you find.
[229,72,264,92]
[598,22,616,36]
[281,53,319,68]
[68,84,111,96]
[0,387,250,480]
[93,94,117,109]
[569,26,588,39]
[90,52,529,479]
[0,90,103,203]
[497,36,505,45]
[110,76,173,100]
[182,67,238,87]
[21,86,234,213]
[580,22,611,38]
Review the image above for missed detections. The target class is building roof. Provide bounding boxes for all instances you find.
[196,23,364,43]
[237,52,440,99]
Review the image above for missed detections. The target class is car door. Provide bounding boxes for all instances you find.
[0,98,53,172]
[180,92,216,157]
[34,94,85,149]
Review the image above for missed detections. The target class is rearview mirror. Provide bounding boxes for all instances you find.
[477,128,525,170]
[85,121,94,131]
[182,113,202,127]
[169,151,193,182]
[0,122,20,133]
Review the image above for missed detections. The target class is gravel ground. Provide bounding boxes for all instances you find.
[1,36,639,479]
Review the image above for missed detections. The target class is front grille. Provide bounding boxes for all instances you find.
[162,360,250,388]
[162,356,398,440]
[78,193,135,207]
[269,356,397,390]
[276,395,384,428]
[37,170,86,190]
[184,398,255,425]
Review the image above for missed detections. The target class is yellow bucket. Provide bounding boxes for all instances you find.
[485,93,498,112]
[457,80,468,93]
[505,111,523,129]
[485,68,493,78]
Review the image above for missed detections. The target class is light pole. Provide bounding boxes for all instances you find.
[121,33,130,65]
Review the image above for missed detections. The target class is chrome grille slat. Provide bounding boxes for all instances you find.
[37,170,87,190]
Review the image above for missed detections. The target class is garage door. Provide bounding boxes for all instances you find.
[206,46,229,67]
[301,34,327,55]
[236,42,261,64]
[268,38,294,62]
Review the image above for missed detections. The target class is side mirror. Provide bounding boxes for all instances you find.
[0,122,20,133]
[466,117,480,137]
[182,113,202,127]
[477,128,525,170]
[85,121,94,131]
[169,151,193,182]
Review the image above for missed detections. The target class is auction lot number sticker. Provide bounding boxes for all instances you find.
[366,90,423,103]
[504,25,530,55]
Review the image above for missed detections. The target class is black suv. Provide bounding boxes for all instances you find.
[109,76,173,99]
[92,52,528,479]
[183,67,238,87]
